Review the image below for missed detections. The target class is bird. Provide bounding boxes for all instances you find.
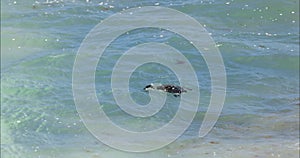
[143,83,188,97]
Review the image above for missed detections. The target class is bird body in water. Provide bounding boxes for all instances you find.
[144,83,188,97]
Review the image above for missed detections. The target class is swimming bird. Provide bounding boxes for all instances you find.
[143,83,188,97]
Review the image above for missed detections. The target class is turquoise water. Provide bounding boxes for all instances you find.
[1,0,299,158]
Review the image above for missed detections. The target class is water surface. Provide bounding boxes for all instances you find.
[1,0,299,157]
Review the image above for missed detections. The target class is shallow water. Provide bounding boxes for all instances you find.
[1,0,299,158]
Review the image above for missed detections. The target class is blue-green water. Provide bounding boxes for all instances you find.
[1,0,299,158]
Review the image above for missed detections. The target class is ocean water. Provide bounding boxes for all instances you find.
[1,0,299,158]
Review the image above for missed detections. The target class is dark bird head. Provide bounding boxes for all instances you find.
[144,84,154,91]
